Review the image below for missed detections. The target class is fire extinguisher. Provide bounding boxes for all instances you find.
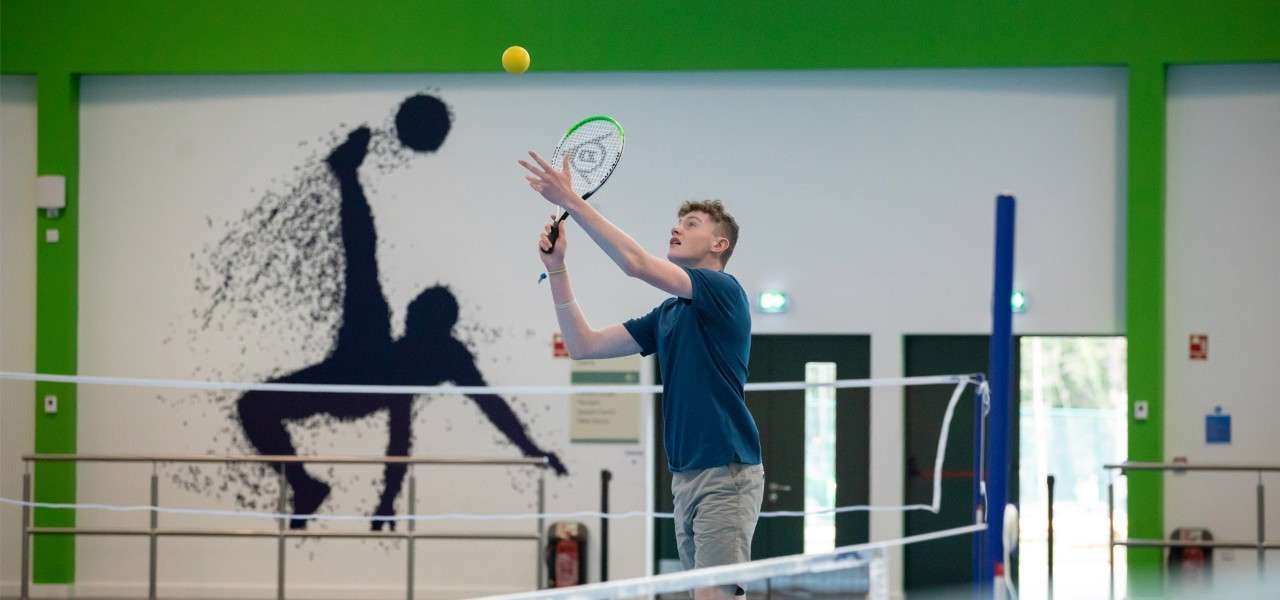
[545,521,588,588]
[1168,527,1213,589]
[555,537,579,587]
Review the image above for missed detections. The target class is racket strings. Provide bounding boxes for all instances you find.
[552,120,624,199]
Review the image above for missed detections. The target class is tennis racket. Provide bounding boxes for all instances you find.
[541,115,625,254]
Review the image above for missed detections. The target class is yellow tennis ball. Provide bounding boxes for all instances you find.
[502,46,530,74]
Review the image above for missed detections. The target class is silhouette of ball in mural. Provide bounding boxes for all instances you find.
[395,94,451,152]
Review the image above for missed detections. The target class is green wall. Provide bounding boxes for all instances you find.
[1125,62,1168,591]
[4,0,1278,592]
[3,1,1278,72]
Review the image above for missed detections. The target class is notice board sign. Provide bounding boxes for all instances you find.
[570,355,642,443]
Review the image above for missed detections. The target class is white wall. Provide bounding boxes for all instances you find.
[1165,63,1280,581]
[49,68,1125,598]
[1,75,38,597]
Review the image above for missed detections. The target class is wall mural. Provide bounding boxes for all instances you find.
[160,93,566,531]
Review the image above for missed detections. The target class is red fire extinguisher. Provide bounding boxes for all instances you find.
[555,537,579,587]
[1168,527,1213,589]
[545,521,588,588]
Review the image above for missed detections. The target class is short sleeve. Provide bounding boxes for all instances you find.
[622,305,661,357]
[685,267,746,323]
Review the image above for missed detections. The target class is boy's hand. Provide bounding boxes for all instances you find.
[538,214,567,269]
[520,151,584,212]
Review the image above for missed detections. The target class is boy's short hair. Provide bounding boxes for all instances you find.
[678,199,739,266]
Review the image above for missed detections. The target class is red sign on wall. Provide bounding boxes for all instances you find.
[553,333,568,358]
[1189,334,1208,360]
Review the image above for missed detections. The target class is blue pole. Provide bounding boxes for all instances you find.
[985,194,1016,595]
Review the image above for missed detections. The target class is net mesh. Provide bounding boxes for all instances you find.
[479,524,985,600]
[491,547,880,600]
[551,117,625,198]
[2,371,986,598]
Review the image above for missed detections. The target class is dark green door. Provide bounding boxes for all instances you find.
[654,334,870,568]
[903,335,1020,594]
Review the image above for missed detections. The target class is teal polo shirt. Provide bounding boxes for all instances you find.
[624,267,760,472]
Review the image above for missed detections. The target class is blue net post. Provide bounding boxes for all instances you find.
[983,194,1016,596]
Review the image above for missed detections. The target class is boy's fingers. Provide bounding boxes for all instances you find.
[518,159,545,178]
[530,151,556,174]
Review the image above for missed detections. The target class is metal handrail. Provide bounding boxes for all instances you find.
[1105,461,1280,473]
[27,526,541,541]
[23,452,549,466]
[1104,461,1274,599]
[19,453,549,600]
[1117,538,1280,550]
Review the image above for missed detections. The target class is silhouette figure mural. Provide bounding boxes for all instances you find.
[233,94,566,530]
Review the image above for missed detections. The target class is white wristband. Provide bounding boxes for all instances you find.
[555,300,577,310]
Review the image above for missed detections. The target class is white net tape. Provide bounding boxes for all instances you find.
[0,371,974,395]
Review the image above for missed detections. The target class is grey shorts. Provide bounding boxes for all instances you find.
[671,462,766,593]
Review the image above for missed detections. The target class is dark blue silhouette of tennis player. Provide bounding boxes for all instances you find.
[237,96,566,531]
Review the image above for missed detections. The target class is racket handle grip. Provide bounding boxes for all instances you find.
[541,213,569,254]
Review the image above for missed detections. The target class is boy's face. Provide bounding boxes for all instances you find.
[667,210,725,267]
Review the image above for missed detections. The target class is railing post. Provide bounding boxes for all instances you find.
[601,469,612,583]
[150,463,159,600]
[277,469,287,600]
[1047,474,1055,600]
[1108,477,1115,600]
[407,469,416,600]
[21,467,31,600]
[1258,472,1266,580]
[537,469,546,589]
